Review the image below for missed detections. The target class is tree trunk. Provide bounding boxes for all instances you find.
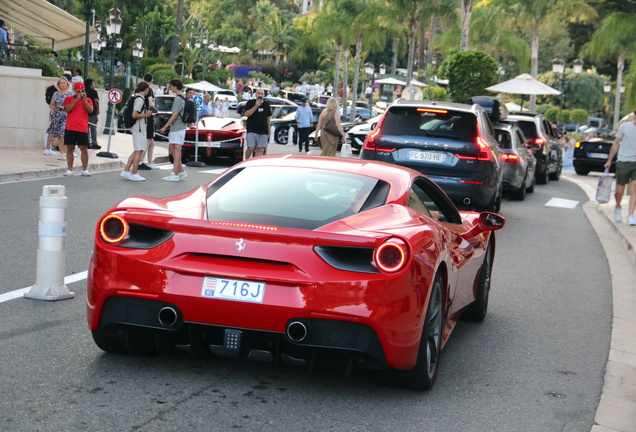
[333,42,342,101]
[406,20,418,85]
[529,27,539,112]
[427,14,438,66]
[350,37,362,122]
[419,17,426,70]
[459,0,473,52]
[391,38,398,75]
[613,54,625,128]
[343,49,349,109]
[168,0,184,64]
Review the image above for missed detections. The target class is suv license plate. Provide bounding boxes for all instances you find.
[201,277,265,303]
[409,151,447,163]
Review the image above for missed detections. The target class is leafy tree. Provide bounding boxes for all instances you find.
[446,50,499,102]
[571,108,589,125]
[561,109,572,124]
[545,106,560,121]
[255,8,294,65]
[538,70,605,112]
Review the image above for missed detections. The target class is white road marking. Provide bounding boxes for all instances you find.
[0,271,88,304]
[200,169,226,174]
[545,198,579,209]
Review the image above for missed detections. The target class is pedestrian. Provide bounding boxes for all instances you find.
[231,77,237,92]
[201,93,212,117]
[158,79,188,182]
[0,19,8,58]
[71,68,83,84]
[563,134,575,170]
[84,79,101,150]
[327,83,333,96]
[221,97,230,117]
[605,109,636,226]
[121,81,153,181]
[316,97,345,157]
[364,84,373,101]
[46,76,74,158]
[139,73,159,170]
[244,88,272,159]
[63,81,94,177]
[242,88,251,102]
[295,97,313,153]
[237,79,243,95]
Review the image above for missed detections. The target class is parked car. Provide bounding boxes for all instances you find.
[492,123,536,200]
[88,155,505,390]
[361,100,504,212]
[271,108,322,144]
[117,95,175,140]
[271,104,298,119]
[236,97,297,116]
[278,90,307,104]
[339,107,379,121]
[573,138,616,175]
[345,115,383,152]
[181,117,245,166]
[213,89,238,109]
[501,112,563,184]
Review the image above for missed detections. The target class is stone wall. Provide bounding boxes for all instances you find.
[0,66,110,149]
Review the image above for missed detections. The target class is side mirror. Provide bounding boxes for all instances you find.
[371,123,377,131]
[478,212,505,231]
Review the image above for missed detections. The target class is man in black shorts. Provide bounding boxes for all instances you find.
[63,81,94,176]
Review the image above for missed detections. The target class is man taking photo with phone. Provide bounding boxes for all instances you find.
[243,88,271,158]
[63,81,94,177]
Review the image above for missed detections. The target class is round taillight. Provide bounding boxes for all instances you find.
[99,214,128,244]
[374,239,409,273]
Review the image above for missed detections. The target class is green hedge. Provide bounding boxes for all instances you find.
[153,69,179,86]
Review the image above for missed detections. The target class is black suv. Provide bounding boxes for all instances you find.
[360,100,503,212]
[501,113,562,184]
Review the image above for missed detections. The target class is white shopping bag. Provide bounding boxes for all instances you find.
[596,169,613,204]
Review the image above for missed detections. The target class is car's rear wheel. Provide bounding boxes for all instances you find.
[574,166,590,176]
[381,274,444,391]
[462,240,493,322]
[527,174,535,193]
[536,165,549,184]
[275,127,289,144]
[511,173,527,201]
[549,160,562,180]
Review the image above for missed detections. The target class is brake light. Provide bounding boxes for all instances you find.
[459,180,484,185]
[374,238,409,273]
[99,214,128,244]
[476,137,491,160]
[535,138,545,146]
[502,154,520,163]
[376,147,396,152]
[363,128,381,150]
[417,108,448,114]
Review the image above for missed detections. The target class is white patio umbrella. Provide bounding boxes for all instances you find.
[486,73,560,110]
[185,81,224,92]
[376,77,406,86]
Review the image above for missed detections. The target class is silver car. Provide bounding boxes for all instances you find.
[493,123,536,201]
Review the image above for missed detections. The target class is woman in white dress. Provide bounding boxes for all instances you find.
[221,97,230,117]
[213,97,222,117]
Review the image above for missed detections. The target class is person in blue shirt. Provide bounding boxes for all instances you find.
[200,93,212,117]
[294,98,313,153]
[0,20,8,58]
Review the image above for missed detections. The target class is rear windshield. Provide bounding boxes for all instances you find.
[382,107,477,141]
[514,120,537,140]
[494,130,513,149]
[206,167,390,230]
[155,97,174,111]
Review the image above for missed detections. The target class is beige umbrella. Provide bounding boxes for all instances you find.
[486,73,560,109]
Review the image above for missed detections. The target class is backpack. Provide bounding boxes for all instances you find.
[45,85,56,105]
[124,95,145,129]
[178,94,197,124]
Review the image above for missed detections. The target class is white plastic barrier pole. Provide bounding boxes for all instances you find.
[340,143,353,158]
[25,185,75,301]
[269,125,276,144]
[287,127,295,146]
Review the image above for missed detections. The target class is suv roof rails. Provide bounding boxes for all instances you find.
[508,111,538,117]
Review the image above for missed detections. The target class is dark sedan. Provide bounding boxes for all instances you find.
[272,108,322,144]
[573,138,616,175]
[236,97,297,116]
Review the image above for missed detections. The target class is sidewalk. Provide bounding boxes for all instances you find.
[0,131,170,183]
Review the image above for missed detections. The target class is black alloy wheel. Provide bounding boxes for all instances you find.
[527,174,535,193]
[511,172,527,201]
[536,165,550,184]
[549,159,562,181]
[275,127,289,144]
[462,240,493,322]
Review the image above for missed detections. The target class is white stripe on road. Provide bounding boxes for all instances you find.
[200,169,226,174]
[0,271,88,304]
[545,198,579,209]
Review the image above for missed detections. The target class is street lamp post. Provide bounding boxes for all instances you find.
[132,38,143,87]
[498,64,506,82]
[99,7,123,159]
[552,57,584,133]
[194,36,212,80]
[364,63,374,108]
[83,0,94,81]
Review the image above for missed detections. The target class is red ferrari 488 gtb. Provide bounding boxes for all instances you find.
[88,155,505,390]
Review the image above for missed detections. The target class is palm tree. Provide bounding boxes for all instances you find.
[392,0,434,85]
[168,0,185,64]
[459,0,473,52]
[582,12,636,126]
[256,9,293,65]
[508,0,596,111]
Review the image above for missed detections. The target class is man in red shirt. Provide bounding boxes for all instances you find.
[63,81,94,176]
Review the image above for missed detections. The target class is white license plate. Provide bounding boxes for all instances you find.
[589,152,607,159]
[409,151,447,163]
[199,142,221,148]
[201,277,265,303]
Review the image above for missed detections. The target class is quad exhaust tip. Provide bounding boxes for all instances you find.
[158,307,178,327]
[286,321,307,342]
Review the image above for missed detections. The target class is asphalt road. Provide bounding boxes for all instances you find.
[0,169,611,431]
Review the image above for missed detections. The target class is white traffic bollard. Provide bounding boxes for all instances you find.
[269,125,276,145]
[287,127,295,146]
[340,143,353,158]
[24,185,75,301]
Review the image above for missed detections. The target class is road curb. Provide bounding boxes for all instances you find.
[0,160,124,183]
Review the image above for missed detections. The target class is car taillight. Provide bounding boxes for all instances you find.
[476,137,491,160]
[502,153,520,163]
[99,214,128,244]
[374,238,409,273]
[535,138,545,146]
[363,128,381,150]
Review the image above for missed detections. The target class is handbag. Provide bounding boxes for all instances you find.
[596,169,613,204]
[323,113,341,137]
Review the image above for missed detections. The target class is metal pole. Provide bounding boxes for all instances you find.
[558,72,565,133]
[202,48,206,81]
[135,57,139,87]
[83,0,93,81]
